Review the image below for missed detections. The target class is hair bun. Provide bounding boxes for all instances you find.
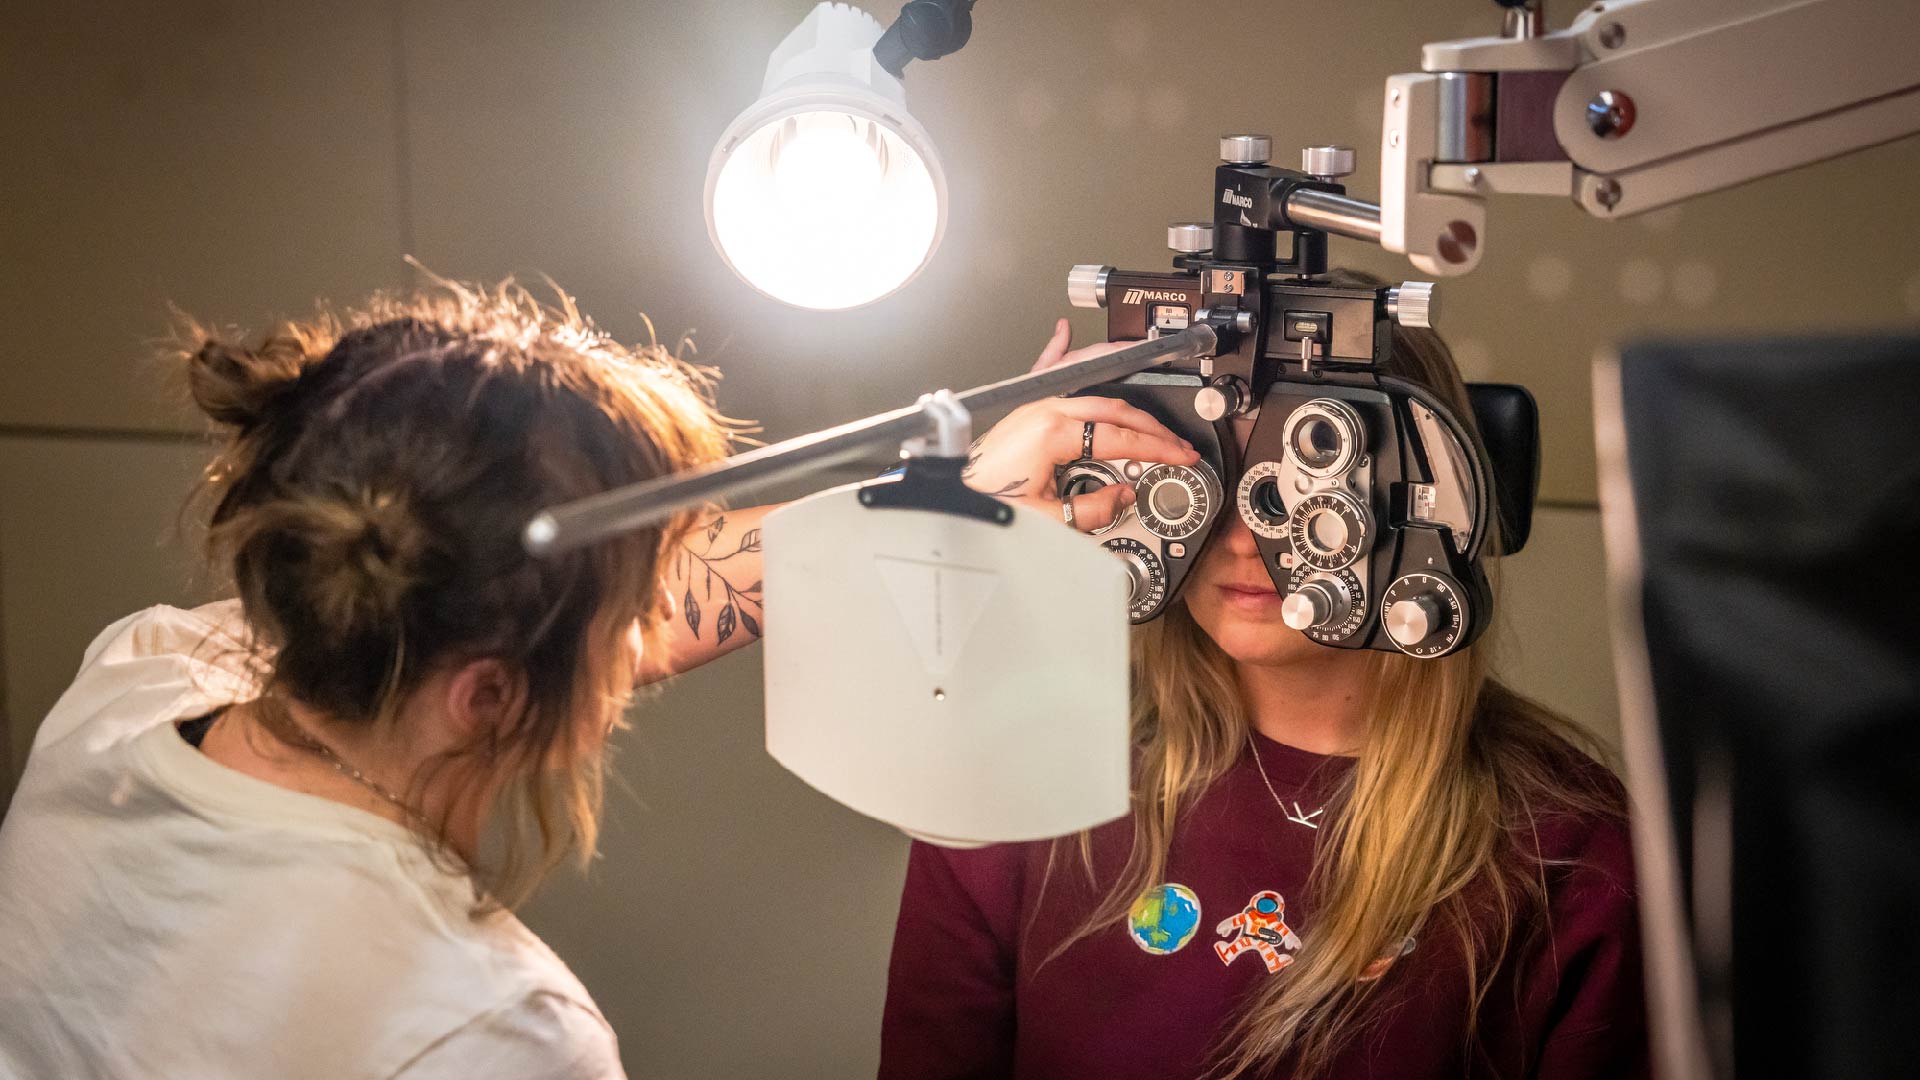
[300,491,432,636]
[185,334,309,429]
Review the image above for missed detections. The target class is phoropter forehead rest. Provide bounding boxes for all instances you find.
[1465,383,1540,556]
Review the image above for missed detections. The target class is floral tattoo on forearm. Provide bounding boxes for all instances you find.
[674,515,763,646]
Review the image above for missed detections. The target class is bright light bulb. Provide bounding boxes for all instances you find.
[704,4,947,311]
[711,109,940,311]
[770,116,883,214]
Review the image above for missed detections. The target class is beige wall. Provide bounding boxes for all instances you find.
[4,1,1917,1075]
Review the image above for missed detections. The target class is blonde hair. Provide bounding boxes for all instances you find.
[1057,272,1621,1077]
[175,279,735,909]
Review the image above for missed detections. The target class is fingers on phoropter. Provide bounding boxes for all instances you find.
[1054,397,1188,447]
[1070,483,1135,532]
[1095,425,1200,465]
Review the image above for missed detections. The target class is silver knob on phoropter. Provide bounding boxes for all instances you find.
[1281,590,1329,631]
[1385,597,1441,648]
[1193,375,1248,422]
[1220,134,1272,165]
[1301,145,1356,180]
[1067,264,1112,309]
[1386,281,1437,329]
[1382,572,1470,657]
[1282,573,1355,632]
[1120,551,1152,603]
[1167,223,1214,254]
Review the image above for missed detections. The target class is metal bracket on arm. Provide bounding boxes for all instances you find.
[900,389,971,460]
[1381,0,1920,273]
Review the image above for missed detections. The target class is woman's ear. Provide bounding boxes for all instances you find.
[443,658,529,744]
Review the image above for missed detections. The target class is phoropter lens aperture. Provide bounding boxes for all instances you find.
[1282,399,1366,478]
[1253,478,1287,521]
[1057,461,1126,534]
[1294,416,1343,470]
[1149,480,1191,521]
[1063,473,1108,499]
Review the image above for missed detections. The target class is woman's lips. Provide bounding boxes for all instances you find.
[1217,583,1285,612]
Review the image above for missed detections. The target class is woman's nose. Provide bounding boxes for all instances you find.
[1220,511,1263,559]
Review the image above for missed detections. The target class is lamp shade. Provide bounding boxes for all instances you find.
[704,2,948,311]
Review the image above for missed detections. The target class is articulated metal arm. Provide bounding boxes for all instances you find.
[1381,0,1920,274]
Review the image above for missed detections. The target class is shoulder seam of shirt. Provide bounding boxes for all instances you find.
[383,987,616,1079]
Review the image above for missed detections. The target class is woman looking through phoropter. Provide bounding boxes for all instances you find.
[877,280,1648,1079]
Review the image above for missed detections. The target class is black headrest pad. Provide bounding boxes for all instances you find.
[1466,382,1540,555]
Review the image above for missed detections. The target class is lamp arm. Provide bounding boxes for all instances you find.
[873,0,976,78]
[1381,0,1920,275]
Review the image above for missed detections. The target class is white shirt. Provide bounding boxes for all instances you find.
[0,603,624,1079]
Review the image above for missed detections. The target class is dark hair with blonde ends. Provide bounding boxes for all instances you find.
[175,280,734,909]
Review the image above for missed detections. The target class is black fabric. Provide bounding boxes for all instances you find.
[1466,382,1539,555]
[1617,335,1920,1080]
[176,712,219,749]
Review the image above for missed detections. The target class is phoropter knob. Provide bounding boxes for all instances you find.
[1386,281,1437,329]
[1282,574,1355,632]
[1068,264,1112,309]
[1120,551,1153,602]
[1301,145,1356,181]
[1104,537,1167,622]
[1167,223,1214,254]
[1220,134,1272,165]
[1193,375,1248,422]
[1381,571,1471,658]
[1384,597,1440,647]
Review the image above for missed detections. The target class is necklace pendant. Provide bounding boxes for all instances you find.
[1283,801,1324,830]
[1247,733,1326,832]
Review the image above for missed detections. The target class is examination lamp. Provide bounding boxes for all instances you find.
[704,2,971,311]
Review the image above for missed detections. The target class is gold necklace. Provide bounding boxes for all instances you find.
[244,704,430,829]
[1247,733,1325,831]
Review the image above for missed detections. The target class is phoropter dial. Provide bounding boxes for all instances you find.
[1381,572,1471,658]
[1235,459,1290,540]
[1135,461,1219,541]
[1104,537,1167,622]
[1288,491,1371,571]
[1282,566,1367,643]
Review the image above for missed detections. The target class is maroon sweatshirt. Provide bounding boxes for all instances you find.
[879,732,1648,1079]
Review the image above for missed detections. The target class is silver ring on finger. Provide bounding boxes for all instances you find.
[1079,419,1096,460]
[1061,497,1077,528]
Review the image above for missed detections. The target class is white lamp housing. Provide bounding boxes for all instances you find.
[705,2,948,311]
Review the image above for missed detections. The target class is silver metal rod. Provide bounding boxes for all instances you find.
[523,324,1218,555]
[1283,188,1384,245]
[954,324,1216,414]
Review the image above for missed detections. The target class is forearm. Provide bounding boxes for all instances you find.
[641,503,776,682]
